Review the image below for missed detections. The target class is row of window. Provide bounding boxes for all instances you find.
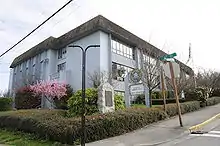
[112,39,135,59]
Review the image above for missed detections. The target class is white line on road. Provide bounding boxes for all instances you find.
[190,133,220,138]
[209,131,220,134]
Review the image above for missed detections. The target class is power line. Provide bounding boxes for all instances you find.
[0,0,74,58]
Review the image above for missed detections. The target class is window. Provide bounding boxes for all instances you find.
[26,60,29,70]
[19,64,22,72]
[112,62,134,81]
[111,39,135,59]
[57,62,66,72]
[58,48,67,59]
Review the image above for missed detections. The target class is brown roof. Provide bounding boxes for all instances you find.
[10,15,194,75]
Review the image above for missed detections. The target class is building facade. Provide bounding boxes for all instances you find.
[9,15,194,96]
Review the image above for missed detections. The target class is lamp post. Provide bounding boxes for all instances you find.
[68,45,100,146]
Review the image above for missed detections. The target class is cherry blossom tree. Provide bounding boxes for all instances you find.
[30,80,67,108]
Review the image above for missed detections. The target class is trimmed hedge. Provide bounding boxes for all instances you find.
[206,97,220,106]
[0,101,203,144]
[0,98,13,111]
[152,99,186,105]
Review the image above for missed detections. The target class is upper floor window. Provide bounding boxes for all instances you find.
[112,62,133,81]
[58,48,67,59]
[57,62,66,72]
[111,39,135,60]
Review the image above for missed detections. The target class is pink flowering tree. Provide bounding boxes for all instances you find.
[30,80,67,108]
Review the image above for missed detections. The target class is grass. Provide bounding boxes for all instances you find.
[0,129,64,146]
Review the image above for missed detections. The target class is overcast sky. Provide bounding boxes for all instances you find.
[0,0,220,91]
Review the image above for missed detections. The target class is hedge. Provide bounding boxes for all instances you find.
[0,98,13,111]
[0,101,204,145]
[152,99,186,105]
[206,97,220,106]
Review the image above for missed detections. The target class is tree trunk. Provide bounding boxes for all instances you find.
[149,90,152,107]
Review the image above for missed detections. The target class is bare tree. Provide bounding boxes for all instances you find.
[165,71,195,98]
[196,69,220,95]
[140,48,162,106]
[88,71,114,88]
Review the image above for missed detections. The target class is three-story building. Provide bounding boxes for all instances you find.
[9,15,194,97]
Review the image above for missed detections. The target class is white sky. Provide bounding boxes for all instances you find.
[0,0,220,91]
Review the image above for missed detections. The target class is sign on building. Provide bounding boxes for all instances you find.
[125,69,150,107]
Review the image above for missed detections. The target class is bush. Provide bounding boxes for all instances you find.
[206,97,220,106]
[0,108,167,144]
[114,94,125,110]
[68,88,99,117]
[68,88,126,116]
[54,84,73,110]
[15,86,41,109]
[0,98,13,111]
[135,94,145,104]
[156,101,201,117]
[152,99,186,105]
[0,99,218,145]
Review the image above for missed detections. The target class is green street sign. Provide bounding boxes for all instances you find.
[160,53,177,61]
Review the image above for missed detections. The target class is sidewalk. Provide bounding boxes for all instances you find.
[85,104,220,146]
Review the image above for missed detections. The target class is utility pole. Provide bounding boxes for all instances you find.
[160,53,183,127]
[169,62,183,127]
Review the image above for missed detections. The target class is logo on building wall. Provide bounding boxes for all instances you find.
[129,69,142,84]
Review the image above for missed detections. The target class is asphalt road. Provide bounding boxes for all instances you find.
[159,119,220,146]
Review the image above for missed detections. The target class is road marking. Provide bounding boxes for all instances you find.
[190,131,220,138]
[190,133,220,138]
[189,113,220,132]
[209,131,220,134]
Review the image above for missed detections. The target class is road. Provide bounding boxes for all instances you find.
[86,104,220,146]
[158,118,220,146]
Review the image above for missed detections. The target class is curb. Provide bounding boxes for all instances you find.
[189,113,220,132]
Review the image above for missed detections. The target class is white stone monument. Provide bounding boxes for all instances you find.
[98,82,115,113]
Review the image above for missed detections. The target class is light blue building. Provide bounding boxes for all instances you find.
[9,15,193,97]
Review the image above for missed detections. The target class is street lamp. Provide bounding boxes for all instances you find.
[68,45,100,146]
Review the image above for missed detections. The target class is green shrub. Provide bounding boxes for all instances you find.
[114,94,125,110]
[68,88,126,116]
[206,97,220,106]
[135,94,145,104]
[152,99,186,105]
[67,88,99,117]
[54,84,73,110]
[0,108,167,144]
[15,86,41,109]
[156,101,200,117]
[0,98,13,111]
[0,100,214,145]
